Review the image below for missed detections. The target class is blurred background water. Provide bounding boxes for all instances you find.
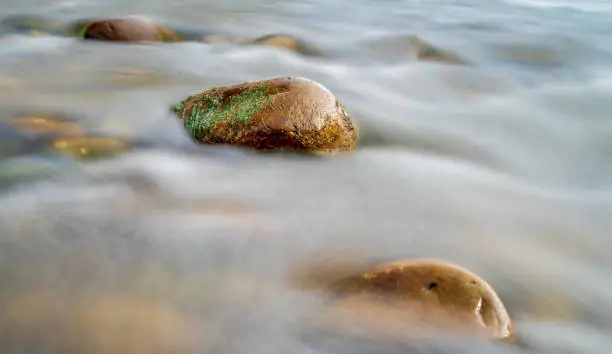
[0,0,611,353]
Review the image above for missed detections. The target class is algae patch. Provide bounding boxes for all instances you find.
[176,84,276,139]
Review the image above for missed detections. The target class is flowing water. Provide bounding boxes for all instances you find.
[0,0,611,353]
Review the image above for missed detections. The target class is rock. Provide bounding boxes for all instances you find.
[323,258,515,344]
[172,77,358,155]
[81,16,180,43]
[249,34,318,55]
[49,135,131,160]
[407,36,467,65]
[0,293,203,354]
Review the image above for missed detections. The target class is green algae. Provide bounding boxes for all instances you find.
[178,84,276,139]
[64,19,92,38]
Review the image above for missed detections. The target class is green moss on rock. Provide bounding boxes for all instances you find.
[177,84,275,139]
[171,77,358,155]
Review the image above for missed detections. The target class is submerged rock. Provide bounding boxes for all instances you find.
[407,35,467,65]
[249,34,318,55]
[322,259,515,344]
[49,136,131,160]
[81,16,180,42]
[172,77,358,155]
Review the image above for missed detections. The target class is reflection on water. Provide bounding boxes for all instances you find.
[1,0,612,353]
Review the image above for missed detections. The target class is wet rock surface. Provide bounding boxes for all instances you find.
[82,16,181,43]
[322,259,515,344]
[172,77,358,155]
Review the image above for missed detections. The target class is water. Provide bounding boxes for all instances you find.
[0,0,611,353]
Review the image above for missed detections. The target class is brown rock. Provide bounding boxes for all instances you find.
[82,16,180,42]
[249,34,318,55]
[323,259,515,344]
[171,77,358,155]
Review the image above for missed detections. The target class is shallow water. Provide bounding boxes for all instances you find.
[0,0,611,353]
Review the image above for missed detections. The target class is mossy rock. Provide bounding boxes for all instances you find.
[323,258,515,344]
[80,16,180,43]
[0,292,203,354]
[172,77,358,155]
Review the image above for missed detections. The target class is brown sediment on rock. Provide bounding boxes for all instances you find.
[323,258,515,344]
[172,77,358,155]
[81,16,180,42]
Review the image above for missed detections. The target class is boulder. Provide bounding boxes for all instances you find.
[81,16,180,42]
[322,258,515,344]
[172,77,357,155]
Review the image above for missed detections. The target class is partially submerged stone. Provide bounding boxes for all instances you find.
[81,16,180,42]
[323,258,515,344]
[407,36,467,65]
[172,77,357,154]
[50,136,130,160]
[249,34,318,55]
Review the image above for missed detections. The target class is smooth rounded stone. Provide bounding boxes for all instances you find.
[172,77,358,155]
[322,259,515,344]
[248,34,319,56]
[0,293,203,354]
[49,135,131,160]
[81,16,181,42]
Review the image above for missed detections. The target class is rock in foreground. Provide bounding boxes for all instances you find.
[82,16,180,42]
[172,77,357,154]
[323,258,515,344]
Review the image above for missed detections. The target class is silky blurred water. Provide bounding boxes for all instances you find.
[0,0,611,353]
